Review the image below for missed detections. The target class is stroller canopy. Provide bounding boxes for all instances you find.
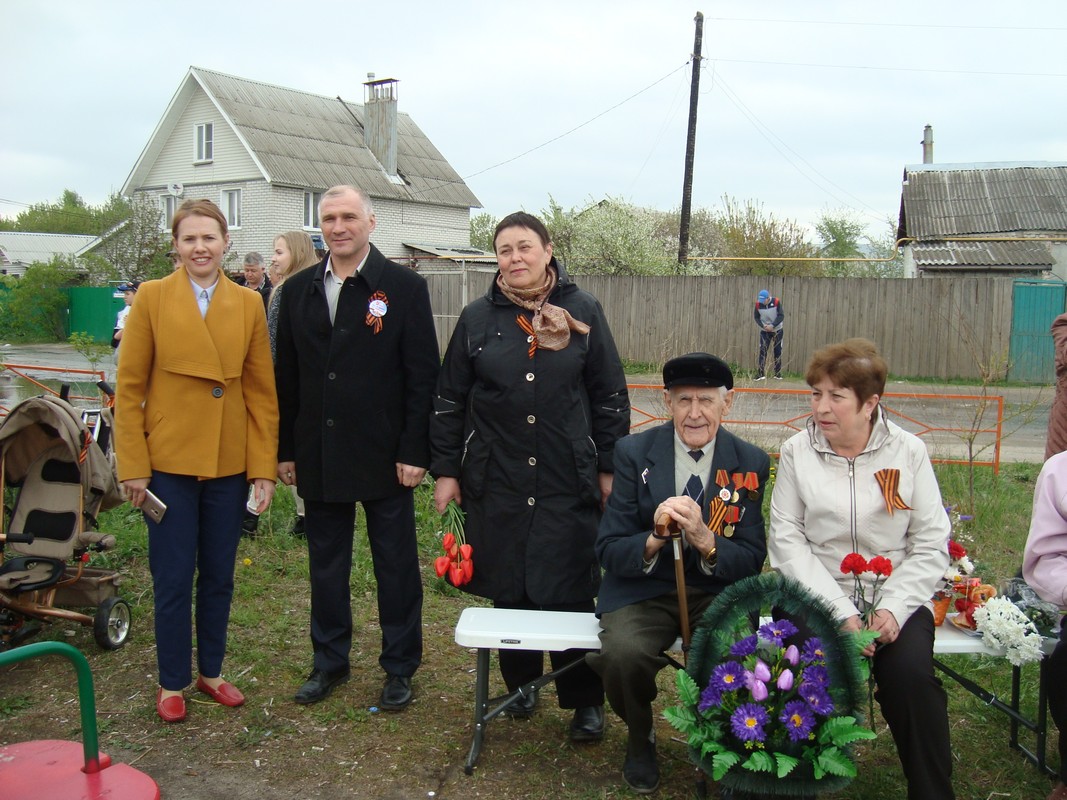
[0,395,123,514]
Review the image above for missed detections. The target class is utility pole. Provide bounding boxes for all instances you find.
[677,11,704,271]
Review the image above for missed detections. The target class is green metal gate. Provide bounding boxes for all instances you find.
[1009,279,1066,382]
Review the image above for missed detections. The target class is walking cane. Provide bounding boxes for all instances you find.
[655,514,690,663]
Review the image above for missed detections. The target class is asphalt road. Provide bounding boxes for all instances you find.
[1,344,1052,464]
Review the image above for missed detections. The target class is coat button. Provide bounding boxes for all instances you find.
[212,387,223,398]
[528,457,536,466]
[326,419,334,427]
[527,497,535,506]
[526,335,534,343]
[527,415,536,424]
[525,372,534,381]
[328,372,336,380]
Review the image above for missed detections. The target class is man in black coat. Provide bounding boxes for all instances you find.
[274,185,439,711]
[587,353,769,794]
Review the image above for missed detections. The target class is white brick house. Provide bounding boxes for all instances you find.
[121,67,481,266]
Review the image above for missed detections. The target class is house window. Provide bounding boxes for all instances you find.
[304,191,322,228]
[195,122,213,162]
[221,189,241,228]
[160,195,178,230]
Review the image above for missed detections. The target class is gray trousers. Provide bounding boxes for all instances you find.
[587,590,715,754]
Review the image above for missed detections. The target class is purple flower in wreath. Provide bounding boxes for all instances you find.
[800,664,830,689]
[730,634,758,657]
[800,637,826,663]
[776,668,794,691]
[753,659,772,683]
[758,619,799,646]
[779,700,816,741]
[783,644,800,665]
[731,703,769,742]
[711,661,747,695]
[699,681,722,712]
[799,682,835,717]
[750,679,769,701]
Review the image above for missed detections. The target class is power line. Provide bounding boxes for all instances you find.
[710,71,886,223]
[463,62,691,181]
[707,16,1067,32]
[714,57,1067,79]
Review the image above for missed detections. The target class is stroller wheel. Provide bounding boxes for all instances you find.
[93,597,131,650]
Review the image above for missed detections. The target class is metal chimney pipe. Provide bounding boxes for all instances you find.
[922,125,934,164]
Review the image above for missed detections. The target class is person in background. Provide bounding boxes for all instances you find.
[431,211,629,744]
[753,289,784,381]
[768,338,953,800]
[589,353,769,794]
[1023,451,1067,800]
[235,251,271,313]
[275,185,439,712]
[241,230,318,538]
[116,198,278,723]
[111,281,140,353]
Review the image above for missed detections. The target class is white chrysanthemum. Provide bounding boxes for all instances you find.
[943,567,963,583]
[974,597,1044,667]
[957,556,974,574]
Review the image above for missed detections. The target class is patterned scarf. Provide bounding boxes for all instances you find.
[496,264,590,352]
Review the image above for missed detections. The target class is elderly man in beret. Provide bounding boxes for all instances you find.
[588,353,770,795]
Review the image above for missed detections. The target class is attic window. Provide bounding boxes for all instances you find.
[195,122,214,163]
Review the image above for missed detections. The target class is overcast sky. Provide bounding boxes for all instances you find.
[2,0,1065,239]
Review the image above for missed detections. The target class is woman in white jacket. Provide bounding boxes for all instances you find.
[769,338,953,800]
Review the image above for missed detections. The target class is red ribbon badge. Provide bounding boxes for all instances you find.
[365,291,389,334]
[516,315,537,358]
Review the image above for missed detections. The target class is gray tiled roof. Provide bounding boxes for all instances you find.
[194,68,480,209]
[912,239,1053,270]
[900,162,1067,240]
[0,232,96,266]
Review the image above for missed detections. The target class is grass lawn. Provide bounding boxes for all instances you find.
[0,461,1059,799]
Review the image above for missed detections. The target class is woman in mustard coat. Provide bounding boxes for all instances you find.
[116,199,278,723]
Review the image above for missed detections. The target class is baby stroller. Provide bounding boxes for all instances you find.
[0,385,130,651]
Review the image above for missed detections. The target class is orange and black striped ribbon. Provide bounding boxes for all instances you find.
[79,430,91,464]
[706,497,729,533]
[365,291,388,334]
[874,468,912,516]
[516,315,537,358]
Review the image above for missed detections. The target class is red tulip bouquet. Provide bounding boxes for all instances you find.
[434,500,473,587]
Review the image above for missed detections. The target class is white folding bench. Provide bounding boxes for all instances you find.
[454,606,1053,775]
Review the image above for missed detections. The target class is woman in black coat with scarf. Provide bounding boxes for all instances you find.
[430,212,629,742]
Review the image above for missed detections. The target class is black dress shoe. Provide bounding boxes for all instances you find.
[379,674,413,711]
[622,736,659,795]
[241,512,259,538]
[294,666,350,705]
[290,516,305,537]
[569,705,605,741]
[502,688,538,719]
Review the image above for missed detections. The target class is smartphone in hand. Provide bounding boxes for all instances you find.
[142,489,168,523]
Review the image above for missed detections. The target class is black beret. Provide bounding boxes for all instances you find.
[662,352,733,390]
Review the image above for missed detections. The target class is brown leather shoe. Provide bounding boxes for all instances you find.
[196,677,245,707]
[156,688,186,723]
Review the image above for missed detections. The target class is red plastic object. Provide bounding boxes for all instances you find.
[0,740,160,799]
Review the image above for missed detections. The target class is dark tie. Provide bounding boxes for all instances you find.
[684,472,705,506]
[688,449,702,461]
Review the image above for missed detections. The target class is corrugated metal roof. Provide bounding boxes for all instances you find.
[193,68,480,209]
[900,163,1067,239]
[912,240,1053,269]
[0,232,97,267]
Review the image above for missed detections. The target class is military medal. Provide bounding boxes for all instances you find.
[719,487,731,501]
[731,490,740,503]
[723,524,735,538]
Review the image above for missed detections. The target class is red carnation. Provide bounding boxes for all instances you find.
[840,553,868,576]
[867,556,893,577]
[948,539,967,561]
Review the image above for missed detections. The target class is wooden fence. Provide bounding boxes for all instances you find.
[424,269,1016,381]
